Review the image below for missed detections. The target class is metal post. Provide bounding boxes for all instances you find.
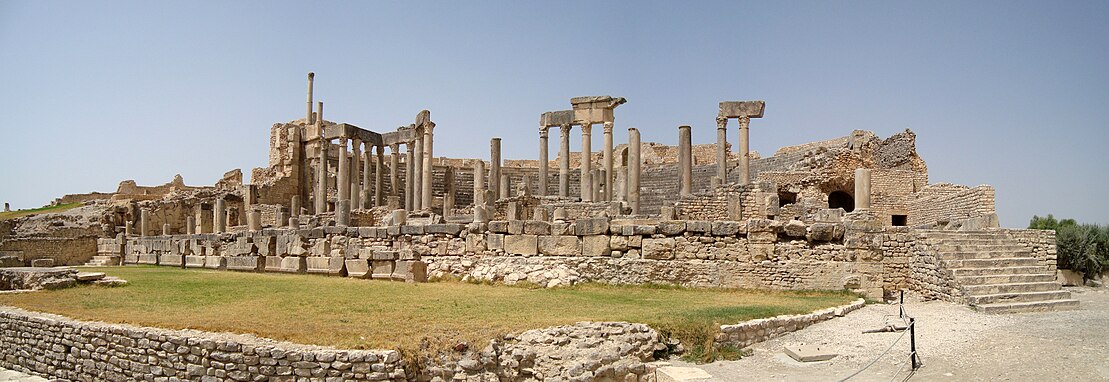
[909,317,920,370]
[900,290,905,318]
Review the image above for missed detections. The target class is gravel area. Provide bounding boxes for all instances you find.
[670,287,1109,381]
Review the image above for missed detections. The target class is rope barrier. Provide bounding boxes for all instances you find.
[837,320,913,381]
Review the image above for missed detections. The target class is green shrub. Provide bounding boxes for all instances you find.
[1030,215,1109,281]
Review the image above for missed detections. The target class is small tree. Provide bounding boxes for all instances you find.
[1031,215,1109,281]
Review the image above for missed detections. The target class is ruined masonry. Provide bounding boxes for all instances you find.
[0,73,1075,314]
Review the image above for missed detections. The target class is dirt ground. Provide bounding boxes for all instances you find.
[670,287,1109,381]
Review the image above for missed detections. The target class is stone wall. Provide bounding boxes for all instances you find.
[716,299,865,349]
[1007,228,1057,269]
[908,184,995,227]
[0,237,97,266]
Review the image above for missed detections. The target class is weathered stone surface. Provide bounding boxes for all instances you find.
[371,260,394,279]
[685,221,711,234]
[75,272,105,281]
[711,221,742,236]
[226,256,262,272]
[425,224,463,236]
[184,255,205,268]
[306,256,345,276]
[203,256,226,270]
[581,235,611,257]
[345,259,370,279]
[0,267,77,290]
[523,220,551,235]
[504,235,538,256]
[784,220,807,238]
[487,221,509,233]
[657,221,686,236]
[575,217,610,236]
[538,236,581,257]
[641,238,675,260]
[30,259,54,268]
[391,260,427,282]
[158,254,183,267]
[486,233,505,251]
[279,256,306,273]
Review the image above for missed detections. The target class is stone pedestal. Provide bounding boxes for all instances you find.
[161,223,170,236]
[678,125,693,197]
[499,176,510,201]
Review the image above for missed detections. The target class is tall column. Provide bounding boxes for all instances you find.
[338,138,350,204]
[140,208,150,236]
[473,160,485,206]
[580,123,593,202]
[290,195,300,217]
[186,216,195,235]
[389,143,400,201]
[716,116,728,182]
[490,138,502,201]
[739,115,751,185]
[351,138,362,210]
[678,125,693,197]
[538,126,549,196]
[405,143,415,211]
[628,128,641,214]
[855,168,872,210]
[413,133,424,210]
[443,166,455,215]
[603,122,614,201]
[362,146,371,208]
[315,102,328,214]
[375,145,385,206]
[305,72,315,124]
[558,124,571,197]
[421,124,434,210]
[214,199,225,233]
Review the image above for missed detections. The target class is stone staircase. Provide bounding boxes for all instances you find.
[922,230,1078,313]
[84,255,121,267]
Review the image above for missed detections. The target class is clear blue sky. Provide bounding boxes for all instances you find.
[1,1,1106,227]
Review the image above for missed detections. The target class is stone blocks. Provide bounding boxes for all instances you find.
[345,259,371,279]
[226,256,263,272]
[392,260,428,282]
[504,235,538,256]
[582,235,611,257]
[306,256,345,276]
[538,236,581,257]
[642,238,675,260]
[279,256,307,273]
[575,217,610,236]
[184,255,205,268]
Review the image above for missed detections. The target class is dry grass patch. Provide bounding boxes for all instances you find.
[0,203,81,221]
[0,266,856,359]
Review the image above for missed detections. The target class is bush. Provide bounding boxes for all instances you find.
[1030,215,1109,281]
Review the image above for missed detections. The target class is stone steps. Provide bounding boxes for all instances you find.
[962,281,1062,295]
[972,299,1080,314]
[964,290,1072,305]
[934,244,1028,252]
[84,255,121,267]
[938,250,1034,260]
[950,265,1052,277]
[943,257,1041,269]
[954,273,1056,286]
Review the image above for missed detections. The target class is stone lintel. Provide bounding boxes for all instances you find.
[719,100,766,119]
[540,110,574,127]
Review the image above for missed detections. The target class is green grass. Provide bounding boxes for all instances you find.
[0,203,81,221]
[0,266,856,361]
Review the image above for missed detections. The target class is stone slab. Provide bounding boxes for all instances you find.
[538,236,581,257]
[184,255,206,268]
[264,256,283,272]
[371,260,394,280]
[784,345,838,362]
[136,254,158,265]
[391,260,428,283]
[158,254,183,267]
[345,259,371,279]
[306,256,346,276]
[504,235,538,256]
[719,100,765,118]
[279,256,307,273]
[581,235,611,257]
[656,366,713,382]
[203,256,226,270]
[226,256,263,272]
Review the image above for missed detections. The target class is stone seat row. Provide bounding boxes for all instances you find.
[123,251,428,283]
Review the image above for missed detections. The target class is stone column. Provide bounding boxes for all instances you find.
[421,124,434,211]
[338,138,350,204]
[738,115,751,185]
[500,175,510,201]
[405,142,415,211]
[603,122,614,201]
[186,216,195,235]
[716,116,728,182]
[855,168,872,210]
[306,72,315,124]
[375,145,385,207]
[140,208,150,236]
[413,134,424,210]
[124,221,133,236]
[290,195,300,217]
[162,223,170,236]
[362,147,372,208]
[580,123,593,202]
[443,166,455,215]
[351,138,362,210]
[389,143,400,201]
[315,137,328,214]
[473,160,485,206]
[628,128,641,215]
[336,200,351,226]
[678,125,693,197]
[592,169,603,202]
[538,126,549,196]
[214,199,225,233]
[248,209,262,231]
[275,208,286,228]
[558,124,571,198]
[490,138,502,201]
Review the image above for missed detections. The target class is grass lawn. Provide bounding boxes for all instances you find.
[0,203,81,221]
[0,266,857,360]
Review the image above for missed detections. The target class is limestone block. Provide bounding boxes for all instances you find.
[783,220,807,238]
[816,208,844,222]
[550,222,570,236]
[159,254,183,267]
[487,233,505,251]
[391,260,428,282]
[633,225,657,236]
[226,256,263,272]
[400,225,425,235]
[279,256,307,273]
[686,221,711,234]
[507,220,525,235]
[386,225,401,236]
[658,221,686,236]
[465,233,487,252]
[711,221,742,236]
[345,259,371,279]
[372,250,399,261]
[610,235,629,251]
[255,236,276,256]
[184,255,205,268]
[264,256,283,272]
[504,235,539,256]
[309,240,329,257]
[808,223,838,241]
[628,235,643,248]
[488,221,509,233]
[30,258,54,267]
[524,220,551,235]
[306,256,345,276]
[538,236,581,257]
[425,224,464,236]
[582,235,611,257]
[203,256,226,270]
[642,238,675,260]
[575,217,610,236]
[371,261,394,279]
[749,244,774,262]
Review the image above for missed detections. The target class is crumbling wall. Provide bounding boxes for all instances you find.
[908,184,996,227]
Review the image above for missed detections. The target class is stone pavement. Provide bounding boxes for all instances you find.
[0,368,46,382]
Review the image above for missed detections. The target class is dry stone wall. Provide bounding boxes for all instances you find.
[908,184,996,227]
[716,299,865,349]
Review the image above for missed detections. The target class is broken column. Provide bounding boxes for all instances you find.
[473,160,485,206]
[580,122,593,202]
[162,223,170,236]
[337,138,350,205]
[678,125,693,197]
[855,168,872,210]
[490,138,502,201]
[214,199,226,233]
[186,216,195,235]
[305,72,315,124]
[718,101,765,185]
[559,124,571,197]
[500,175,510,201]
[628,127,641,214]
[140,208,150,236]
[336,200,351,226]
[603,122,614,201]
[248,209,262,231]
[716,115,728,182]
[375,145,385,207]
[290,195,300,217]
[538,126,549,196]
[443,166,455,215]
[351,138,362,210]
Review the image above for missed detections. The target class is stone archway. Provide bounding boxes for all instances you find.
[828,191,854,212]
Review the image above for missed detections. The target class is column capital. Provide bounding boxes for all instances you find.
[389,143,400,152]
[716,115,728,130]
[351,137,361,145]
[603,122,613,134]
[423,122,436,135]
[539,126,549,138]
[737,115,751,126]
[580,122,593,135]
[559,124,572,135]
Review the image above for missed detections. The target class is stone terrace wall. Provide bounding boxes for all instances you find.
[1007,228,1057,269]
[0,237,97,266]
[908,184,996,227]
[716,299,865,349]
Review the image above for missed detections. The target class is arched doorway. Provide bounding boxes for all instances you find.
[828,191,854,212]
